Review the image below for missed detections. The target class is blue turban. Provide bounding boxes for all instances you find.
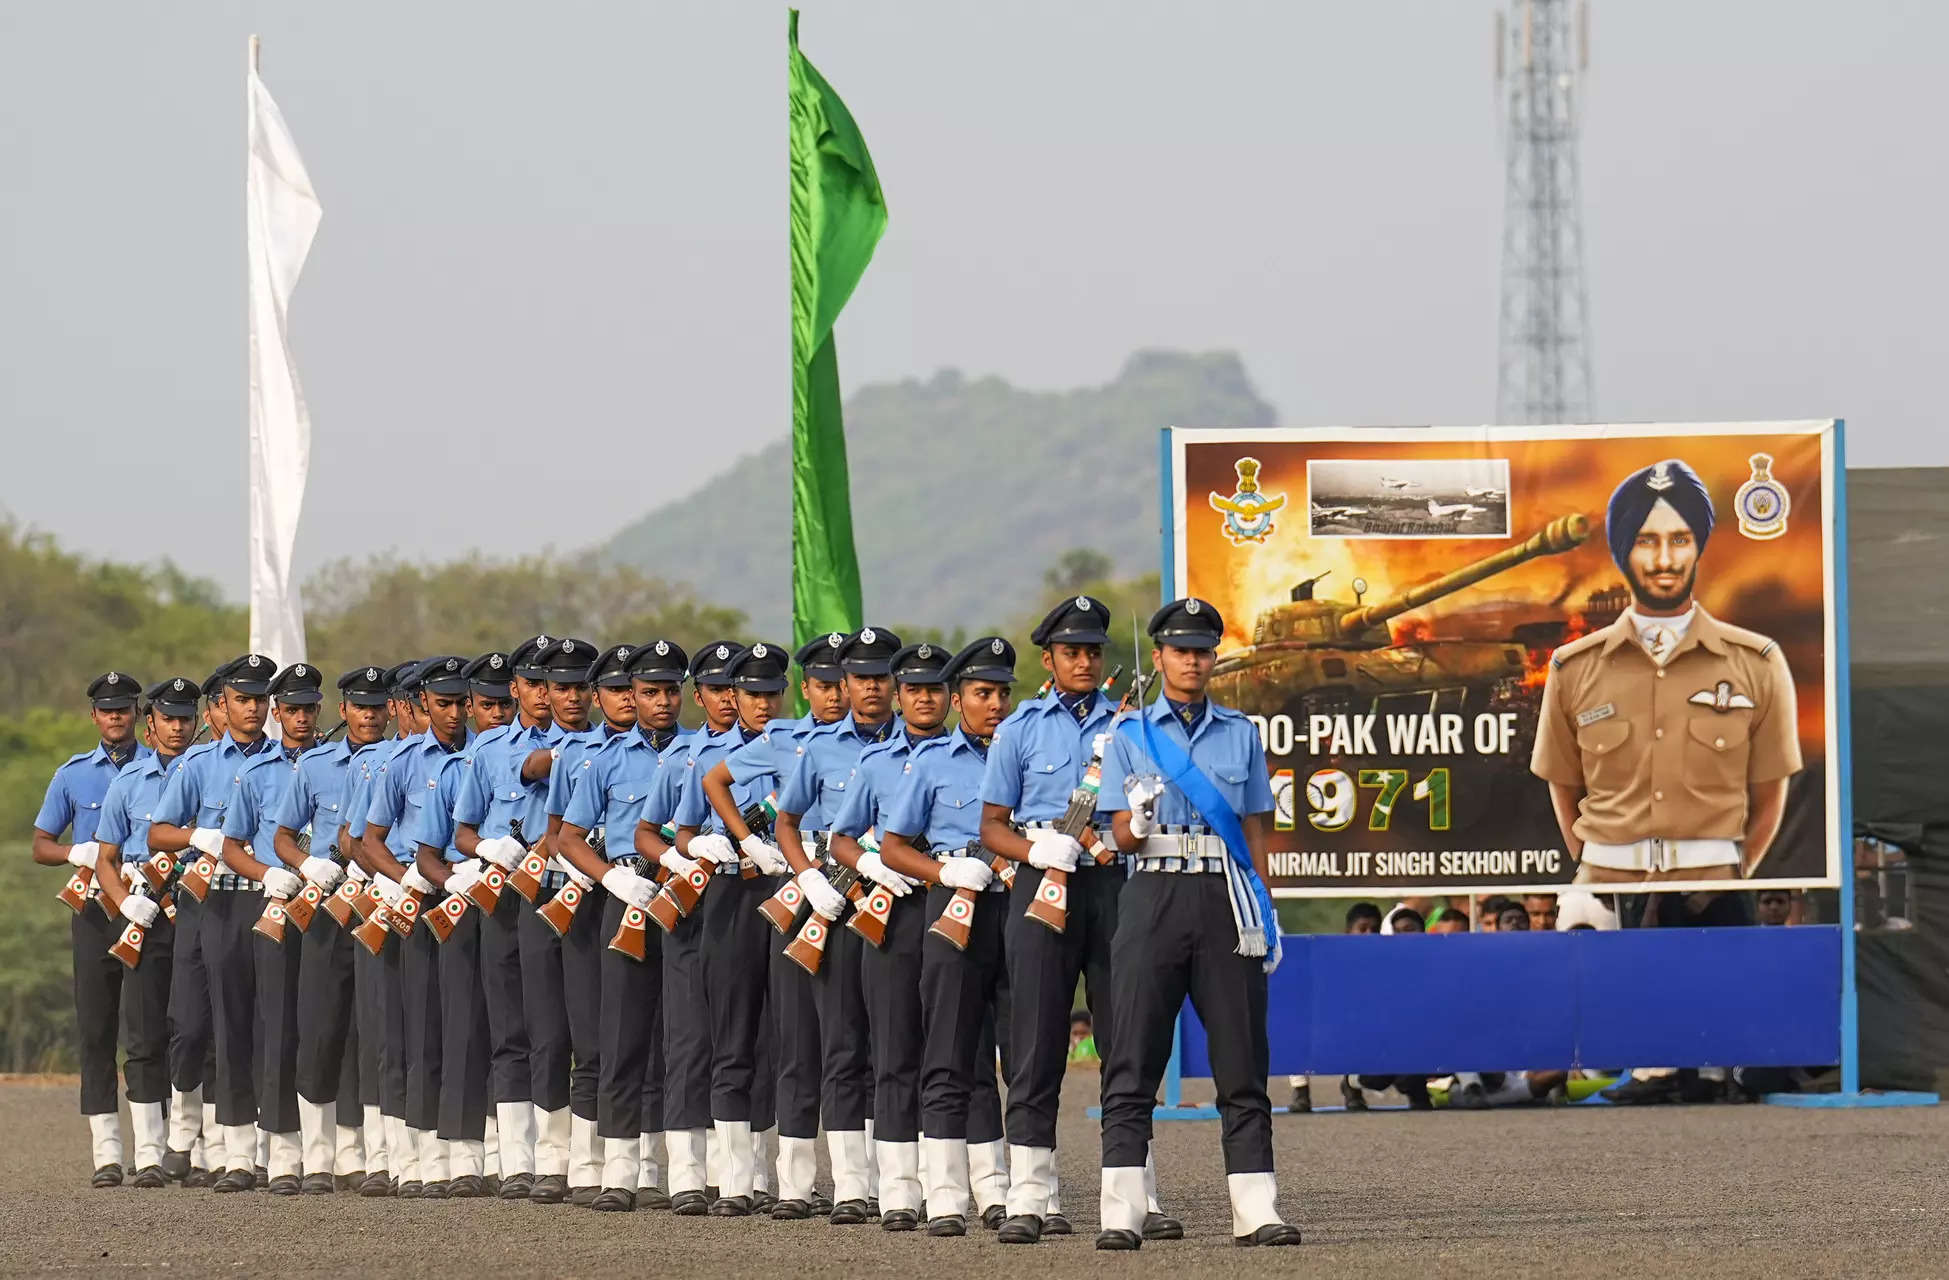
[1604,459,1714,572]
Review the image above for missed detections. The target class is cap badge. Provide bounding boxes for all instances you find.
[991,638,1006,656]
[1185,599,1201,615]
[619,646,632,660]
[366,668,378,681]
[248,656,262,668]
[537,634,551,648]
[860,628,877,644]
[828,633,843,648]
[654,641,670,656]
[1647,462,1674,492]
[563,640,576,654]
[489,655,504,670]
[445,658,459,672]
[1075,597,1090,611]
[918,644,932,660]
[295,664,307,676]
[106,673,119,685]
[752,643,769,659]
[173,679,185,691]
[716,645,730,661]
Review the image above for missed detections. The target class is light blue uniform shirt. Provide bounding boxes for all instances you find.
[563,726,681,858]
[826,729,937,841]
[723,715,810,794]
[368,733,467,862]
[672,725,765,835]
[93,752,187,862]
[271,739,358,856]
[883,728,992,851]
[1100,695,1275,822]
[635,727,700,835]
[452,718,565,839]
[777,714,898,833]
[340,737,398,842]
[222,743,310,858]
[978,692,1119,824]
[35,742,153,842]
[153,734,270,835]
[546,724,625,821]
[409,750,472,863]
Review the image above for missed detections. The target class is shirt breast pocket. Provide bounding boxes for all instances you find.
[1025,750,1073,809]
[1204,742,1256,814]
[1684,715,1750,800]
[1575,718,1636,791]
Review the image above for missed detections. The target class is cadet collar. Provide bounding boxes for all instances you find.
[1054,688,1098,724]
[279,738,310,764]
[103,739,137,769]
[602,722,629,741]
[1162,695,1208,732]
[956,726,992,758]
[902,726,941,750]
[647,726,679,752]
[738,724,763,745]
[851,713,895,744]
[153,750,180,773]
[430,729,466,755]
[226,731,270,756]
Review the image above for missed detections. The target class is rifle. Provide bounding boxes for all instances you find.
[109,890,176,970]
[928,850,1017,951]
[611,825,681,958]
[255,832,318,942]
[350,903,394,957]
[648,794,774,927]
[843,831,906,950]
[1024,666,1144,934]
[783,864,860,975]
[506,818,550,903]
[535,828,605,936]
[755,827,840,934]
[56,865,94,913]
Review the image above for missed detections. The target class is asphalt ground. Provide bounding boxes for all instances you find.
[3,1072,1945,1277]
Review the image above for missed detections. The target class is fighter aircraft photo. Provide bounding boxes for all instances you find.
[1308,458,1511,538]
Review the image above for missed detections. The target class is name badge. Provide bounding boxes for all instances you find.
[1575,703,1616,728]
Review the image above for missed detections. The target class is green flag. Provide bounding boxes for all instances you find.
[789,9,885,645]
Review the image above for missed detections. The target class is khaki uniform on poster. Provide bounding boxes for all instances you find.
[1531,605,1802,883]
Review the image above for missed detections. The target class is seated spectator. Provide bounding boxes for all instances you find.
[1381,904,1425,934]
[1345,901,1382,934]
[1756,888,1794,926]
[1478,894,1517,932]
[1067,1010,1097,1065]
[1426,906,1469,934]
[1495,901,1531,932]
[1524,894,1559,931]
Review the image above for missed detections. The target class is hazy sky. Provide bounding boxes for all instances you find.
[4,1,1946,595]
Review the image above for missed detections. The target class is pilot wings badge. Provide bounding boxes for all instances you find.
[1208,456,1286,546]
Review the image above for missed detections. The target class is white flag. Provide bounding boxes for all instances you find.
[245,41,320,667]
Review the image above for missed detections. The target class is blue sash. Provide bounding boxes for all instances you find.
[1119,713,1278,963]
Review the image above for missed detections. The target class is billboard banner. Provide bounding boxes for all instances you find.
[1170,422,1842,897]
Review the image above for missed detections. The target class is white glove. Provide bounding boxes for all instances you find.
[740,833,789,877]
[261,866,302,900]
[446,862,483,897]
[371,874,403,909]
[937,856,994,892]
[551,856,593,890]
[481,835,525,869]
[689,833,736,867]
[1125,778,1165,840]
[119,893,160,927]
[67,841,101,870]
[1026,831,1083,872]
[857,850,916,897]
[301,856,343,892]
[189,827,226,857]
[600,866,657,909]
[345,861,371,883]
[797,868,846,920]
[658,847,700,878]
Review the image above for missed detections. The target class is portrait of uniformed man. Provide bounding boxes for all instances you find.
[1530,457,1803,885]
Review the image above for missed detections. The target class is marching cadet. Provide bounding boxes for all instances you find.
[769,627,905,1225]
[359,655,470,1198]
[539,638,626,1203]
[407,652,516,1197]
[219,660,324,1194]
[271,665,391,1193]
[31,670,151,1187]
[89,678,200,1188]
[878,638,1018,1234]
[1094,600,1299,1249]
[155,672,236,1186]
[450,634,555,1199]
[699,632,850,1219]
[672,642,791,1217]
[557,639,689,1211]
[149,654,276,1193]
[633,639,743,1216]
[823,639,953,1230]
[978,597,1176,1244]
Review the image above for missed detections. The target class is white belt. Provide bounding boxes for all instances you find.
[1581,837,1739,872]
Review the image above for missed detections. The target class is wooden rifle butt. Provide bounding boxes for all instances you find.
[179,855,218,903]
[845,883,894,949]
[536,881,587,938]
[1024,867,1070,933]
[284,882,323,933]
[387,890,423,938]
[607,905,650,960]
[646,887,685,935]
[928,888,978,950]
[508,850,549,903]
[757,878,807,934]
[56,865,94,914]
[426,893,469,943]
[465,866,505,913]
[667,865,709,916]
[139,851,177,893]
[351,910,392,957]
[252,898,289,943]
[322,881,359,930]
[784,912,834,975]
[109,920,146,969]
